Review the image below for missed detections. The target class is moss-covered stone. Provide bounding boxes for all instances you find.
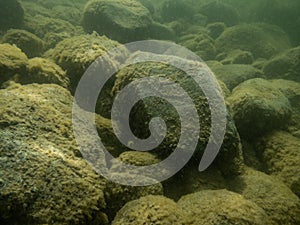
[257,131,300,198]
[112,53,244,176]
[199,1,239,26]
[179,32,216,60]
[178,189,269,225]
[0,43,28,85]
[0,0,24,31]
[104,173,163,221]
[0,83,108,224]
[215,23,291,59]
[2,29,45,58]
[211,64,262,91]
[263,46,300,82]
[44,33,125,94]
[112,195,187,225]
[216,49,254,65]
[82,0,153,43]
[206,22,226,39]
[228,78,292,140]
[160,0,195,23]
[21,57,69,88]
[227,168,300,225]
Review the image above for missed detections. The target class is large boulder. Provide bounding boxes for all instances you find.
[112,195,187,225]
[177,189,269,225]
[257,131,300,197]
[0,0,24,31]
[198,1,239,26]
[0,83,108,224]
[44,33,125,94]
[2,29,45,58]
[0,44,28,85]
[211,64,263,91]
[227,168,300,225]
[215,23,291,59]
[227,78,292,140]
[82,0,153,43]
[263,46,300,82]
[112,53,244,176]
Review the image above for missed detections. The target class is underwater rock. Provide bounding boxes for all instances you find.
[198,1,239,26]
[160,0,195,23]
[163,165,227,201]
[24,14,80,40]
[227,168,300,225]
[112,53,244,176]
[216,49,254,65]
[104,173,163,221]
[0,83,108,224]
[136,0,155,14]
[257,131,300,198]
[228,78,292,140]
[148,22,175,41]
[22,57,69,88]
[52,5,83,26]
[179,32,216,60]
[0,0,24,31]
[0,43,28,85]
[206,22,226,39]
[44,33,125,94]
[215,23,291,59]
[177,189,269,225]
[82,0,153,43]
[263,46,300,82]
[211,64,262,91]
[112,195,187,225]
[2,29,45,58]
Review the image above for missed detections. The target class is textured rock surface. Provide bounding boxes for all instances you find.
[0,0,24,31]
[211,64,263,91]
[0,44,28,85]
[112,195,187,225]
[228,78,292,140]
[227,168,300,225]
[2,29,44,58]
[178,189,269,225]
[83,0,153,43]
[216,23,291,59]
[0,83,108,224]
[263,46,300,82]
[112,53,244,176]
[257,131,300,197]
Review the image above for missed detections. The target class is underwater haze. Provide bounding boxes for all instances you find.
[0,0,300,224]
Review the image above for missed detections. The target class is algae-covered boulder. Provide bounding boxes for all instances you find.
[112,53,243,176]
[24,14,80,40]
[179,32,217,60]
[228,78,292,140]
[199,1,239,26]
[104,173,163,221]
[82,0,153,43]
[0,83,108,224]
[45,33,125,93]
[211,64,263,91]
[160,0,195,23]
[206,22,226,39]
[0,0,24,31]
[0,43,28,84]
[216,49,254,65]
[263,46,300,82]
[112,195,187,225]
[177,189,269,225]
[228,168,300,225]
[215,23,291,59]
[21,57,69,88]
[2,29,44,58]
[257,131,300,197]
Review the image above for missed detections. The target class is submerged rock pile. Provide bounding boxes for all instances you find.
[0,0,299,224]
